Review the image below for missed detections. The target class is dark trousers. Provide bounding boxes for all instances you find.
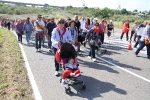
[134,35,141,48]
[7,26,10,30]
[18,33,22,43]
[35,33,42,49]
[53,47,59,71]
[120,32,128,41]
[48,34,52,49]
[89,45,96,58]
[146,44,150,58]
[100,33,104,44]
[130,31,136,41]
[135,41,145,55]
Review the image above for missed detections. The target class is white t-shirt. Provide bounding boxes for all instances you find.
[137,24,145,36]
[34,20,45,32]
[80,20,86,30]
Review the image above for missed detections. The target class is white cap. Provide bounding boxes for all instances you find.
[110,20,112,22]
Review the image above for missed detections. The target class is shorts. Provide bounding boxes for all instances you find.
[107,31,111,37]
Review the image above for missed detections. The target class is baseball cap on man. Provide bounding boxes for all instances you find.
[110,20,113,22]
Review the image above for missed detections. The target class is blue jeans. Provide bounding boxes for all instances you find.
[25,32,31,42]
[135,41,145,55]
[89,45,96,58]
[146,44,150,58]
[35,33,42,49]
[48,34,51,49]
[134,35,141,47]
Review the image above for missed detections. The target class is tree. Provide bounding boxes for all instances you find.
[121,8,128,14]
[133,9,138,12]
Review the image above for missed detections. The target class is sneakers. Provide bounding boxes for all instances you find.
[38,48,41,52]
[55,71,59,76]
[88,56,92,59]
[49,48,52,52]
[35,49,38,52]
[61,79,66,85]
[92,58,97,62]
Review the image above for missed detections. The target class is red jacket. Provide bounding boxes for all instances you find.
[122,22,129,33]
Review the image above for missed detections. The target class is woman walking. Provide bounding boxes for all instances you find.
[51,18,72,76]
[120,20,129,41]
[16,20,24,44]
[67,20,78,46]
[24,17,33,44]
[85,22,100,62]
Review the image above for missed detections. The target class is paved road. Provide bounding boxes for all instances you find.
[15,31,150,100]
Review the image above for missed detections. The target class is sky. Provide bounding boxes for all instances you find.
[9,0,150,11]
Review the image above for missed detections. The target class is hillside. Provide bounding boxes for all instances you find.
[0,4,150,28]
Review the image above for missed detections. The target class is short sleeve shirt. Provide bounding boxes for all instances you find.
[34,20,45,32]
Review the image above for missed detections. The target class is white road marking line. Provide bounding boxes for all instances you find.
[81,49,150,83]
[12,31,43,100]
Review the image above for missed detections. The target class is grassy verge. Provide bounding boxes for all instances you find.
[0,28,33,100]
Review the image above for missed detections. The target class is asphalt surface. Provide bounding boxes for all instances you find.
[15,31,150,100]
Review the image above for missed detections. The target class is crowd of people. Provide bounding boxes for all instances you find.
[0,14,150,77]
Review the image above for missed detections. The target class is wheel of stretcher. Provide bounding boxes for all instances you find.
[80,84,86,90]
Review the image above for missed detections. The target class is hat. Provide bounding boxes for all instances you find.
[110,20,112,22]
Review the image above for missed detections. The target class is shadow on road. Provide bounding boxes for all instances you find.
[78,58,119,74]
[68,75,127,100]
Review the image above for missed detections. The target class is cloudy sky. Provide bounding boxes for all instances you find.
[11,0,150,11]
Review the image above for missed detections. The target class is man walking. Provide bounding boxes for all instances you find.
[46,18,56,52]
[34,14,46,52]
[134,21,147,48]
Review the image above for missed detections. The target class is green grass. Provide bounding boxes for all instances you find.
[0,28,33,100]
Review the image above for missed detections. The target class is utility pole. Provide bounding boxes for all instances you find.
[82,0,85,7]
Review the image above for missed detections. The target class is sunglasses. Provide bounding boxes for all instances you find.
[38,17,42,18]
[59,22,64,24]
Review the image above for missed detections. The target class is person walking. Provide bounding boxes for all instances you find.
[6,19,11,30]
[24,17,33,44]
[120,20,129,41]
[130,21,138,41]
[99,19,105,44]
[46,18,56,52]
[143,22,150,59]
[106,20,114,41]
[34,14,45,52]
[64,17,71,28]
[85,22,100,62]
[16,20,24,44]
[134,21,147,48]
[135,21,150,59]
[74,15,82,55]
[82,18,91,47]
[51,18,72,76]
[67,20,78,46]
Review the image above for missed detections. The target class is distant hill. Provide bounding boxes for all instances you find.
[0,3,150,24]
